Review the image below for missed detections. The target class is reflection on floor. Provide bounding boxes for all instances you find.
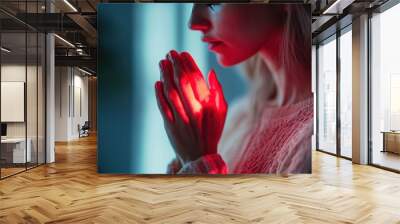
[341,147,352,158]
[0,162,42,178]
[0,167,25,178]
[0,135,400,223]
[373,150,400,171]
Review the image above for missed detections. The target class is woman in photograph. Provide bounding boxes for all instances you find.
[154,4,313,174]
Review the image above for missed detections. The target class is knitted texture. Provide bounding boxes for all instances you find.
[167,97,313,174]
[233,97,313,174]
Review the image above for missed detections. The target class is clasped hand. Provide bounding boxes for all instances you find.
[155,50,227,166]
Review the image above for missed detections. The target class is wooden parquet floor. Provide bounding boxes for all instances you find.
[1,135,400,224]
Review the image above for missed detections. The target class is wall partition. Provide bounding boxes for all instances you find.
[0,2,46,179]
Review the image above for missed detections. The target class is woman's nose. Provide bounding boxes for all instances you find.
[188,5,211,33]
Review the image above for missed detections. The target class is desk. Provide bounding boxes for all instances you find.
[1,138,31,163]
[382,131,400,154]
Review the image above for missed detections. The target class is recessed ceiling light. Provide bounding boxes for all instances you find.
[1,47,11,53]
[78,67,92,76]
[323,0,354,15]
[63,0,78,12]
[54,34,75,48]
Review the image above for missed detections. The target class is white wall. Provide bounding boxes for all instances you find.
[1,65,27,141]
[1,82,25,122]
[1,65,39,138]
[73,73,89,137]
[55,66,70,141]
[55,67,89,141]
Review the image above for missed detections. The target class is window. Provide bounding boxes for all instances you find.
[339,28,352,158]
[317,25,353,159]
[370,2,400,171]
[317,36,337,154]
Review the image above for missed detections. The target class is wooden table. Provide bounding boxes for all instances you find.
[381,131,400,154]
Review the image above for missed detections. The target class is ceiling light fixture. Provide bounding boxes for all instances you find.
[63,0,78,12]
[78,67,93,76]
[1,47,11,53]
[323,0,354,15]
[54,34,75,48]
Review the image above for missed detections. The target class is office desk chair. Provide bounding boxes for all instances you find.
[78,121,90,138]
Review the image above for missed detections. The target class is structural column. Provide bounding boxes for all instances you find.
[352,14,369,164]
[45,1,55,163]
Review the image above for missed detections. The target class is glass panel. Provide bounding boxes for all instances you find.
[27,31,38,169]
[26,0,39,169]
[1,30,27,177]
[371,4,400,171]
[38,32,45,165]
[0,1,46,178]
[317,36,337,154]
[340,29,352,158]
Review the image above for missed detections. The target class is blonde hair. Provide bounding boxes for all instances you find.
[282,4,311,74]
[241,4,311,119]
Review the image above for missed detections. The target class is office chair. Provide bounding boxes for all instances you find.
[79,121,90,138]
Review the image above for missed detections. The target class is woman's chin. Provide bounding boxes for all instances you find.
[216,55,239,67]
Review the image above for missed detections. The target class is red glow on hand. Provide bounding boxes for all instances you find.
[155,50,228,165]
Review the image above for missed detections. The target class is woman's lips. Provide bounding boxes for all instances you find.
[208,41,223,51]
[202,37,224,51]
